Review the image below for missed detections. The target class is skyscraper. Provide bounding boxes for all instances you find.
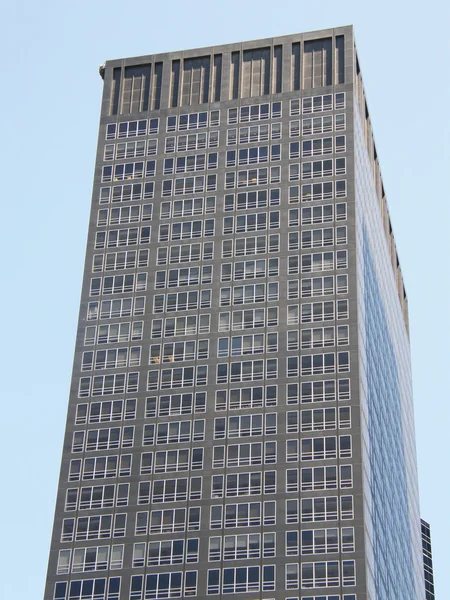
[43,25,426,600]
[421,519,435,600]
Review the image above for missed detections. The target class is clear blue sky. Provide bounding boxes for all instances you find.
[0,1,448,598]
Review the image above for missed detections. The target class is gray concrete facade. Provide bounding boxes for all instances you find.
[43,25,423,600]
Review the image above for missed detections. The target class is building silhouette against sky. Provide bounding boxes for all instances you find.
[43,25,427,600]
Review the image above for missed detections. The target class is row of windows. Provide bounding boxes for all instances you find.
[287,495,354,523]
[222,211,280,233]
[102,94,345,143]
[208,564,275,594]
[62,488,354,530]
[209,499,354,530]
[97,205,152,226]
[217,307,278,331]
[211,471,276,497]
[214,413,277,437]
[136,477,203,504]
[75,379,349,414]
[71,435,352,475]
[92,250,149,273]
[224,188,280,209]
[132,538,199,567]
[153,290,211,312]
[75,399,138,424]
[87,350,135,375]
[78,366,349,404]
[147,367,208,390]
[102,114,346,164]
[165,131,219,153]
[100,159,346,193]
[287,301,349,323]
[287,352,350,376]
[101,161,156,183]
[67,465,354,503]
[288,325,349,349]
[215,359,277,383]
[290,114,346,136]
[226,123,281,145]
[154,266,212,289]
[285,560,355,589]
[104,139,158,161]
[130,571,198,599]
[301,464,353,491]
[223,235,278,257]
[57,545,123,574]
[162,175,217,196]
[223,380,351,411]
[93,228,347,263]
[289,275,348,298]
[160,196,216,217]
[217,333,278,356]
[219,282,278,305]
[99,182,154,204]
[106,119,158,140]
[68,455,132,482]
[149,340,210,363]
[167,110,220,131]
[140,448,204,474]
[288,228,347,250]
[158,218,214,240]
[72,427,134,452]
[208,532,275,561]
[211,441,276,468]
[150,314,211,338]
[284,435,352,462]
[90,274,147,296]
[53,578,120,600]
[72,405,352,458]
[94,227,150,249]
[290,93,346,115]
[101,155,351,187]
[93,221,346,262]
[78,373,139,397]
[218,276,347,308]
[290,158,346,180]
[96,193,344,229]
[61,514,126,542]
[163,153,218,174]
[228,102,282,124]
[289,596,356,600]
[62,493,356,546]
[224,166,281,188]
[84,321,143,345]
[87,297,146,321]
[64,484,131,511]
[221,258,279,281]
[225,145,281,166]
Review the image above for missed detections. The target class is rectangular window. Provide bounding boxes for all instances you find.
[78,373,138,398]
[215,385,277,411]
[64,484,129,511]
[207,565,275,594]
[160,218,215,241]
[60,514,126,543]
[75,398,137,425]
[160,196,216,218]
[224,189,280,211]
[148,507,200,534]
[210,501,276,529]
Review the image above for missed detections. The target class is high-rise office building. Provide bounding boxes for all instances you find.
[43,25,426,600]
[421,519,435,600]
